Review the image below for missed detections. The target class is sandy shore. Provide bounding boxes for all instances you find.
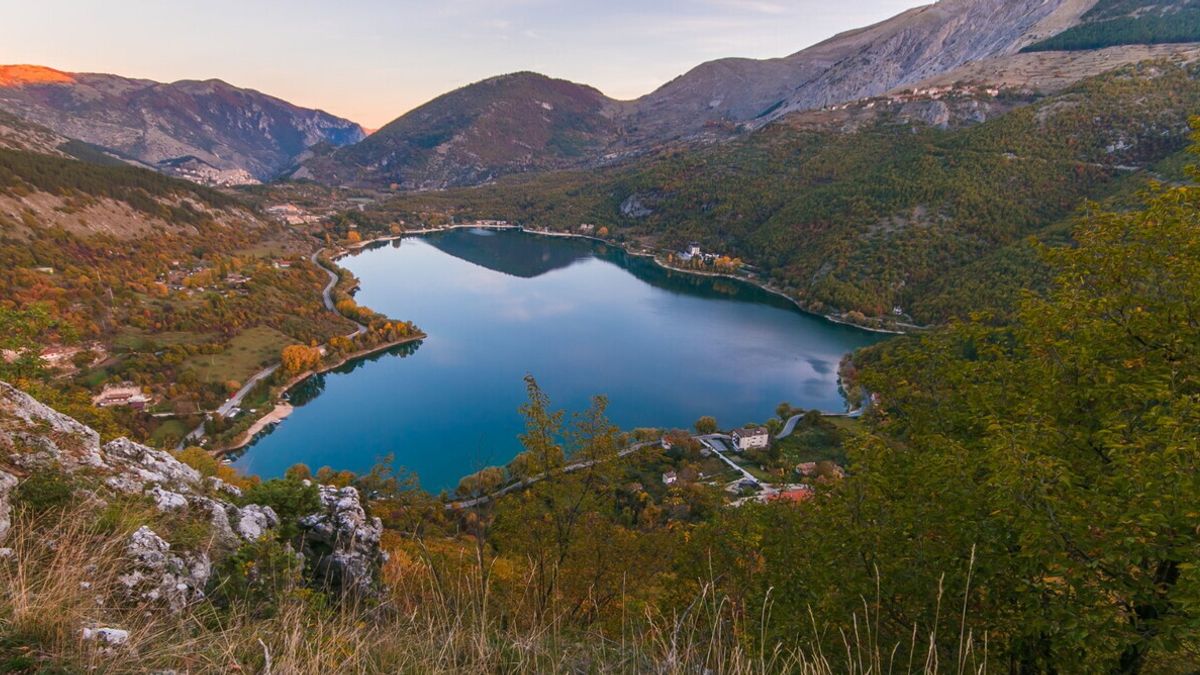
[217,333,425,455]
[227,403,293,451]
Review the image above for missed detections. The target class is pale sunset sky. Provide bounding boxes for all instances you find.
[2,0,921,128]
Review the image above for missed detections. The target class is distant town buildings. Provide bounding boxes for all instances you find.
[265,203,326,225]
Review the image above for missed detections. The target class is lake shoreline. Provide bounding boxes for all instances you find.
[337,224,916,336]
[218,333,426,456]
[234,227,887,486]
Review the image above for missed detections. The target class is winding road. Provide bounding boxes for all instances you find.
[447,441,655,510]
[177,250,370,449]
[312,249,367,338]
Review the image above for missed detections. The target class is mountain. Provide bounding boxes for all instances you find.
[371,61,1200,327]
[0,65,366,184]
[301,0,1200,191]
[621,0,1096,142]
[293,0,1091,189]
[294,72,619,190]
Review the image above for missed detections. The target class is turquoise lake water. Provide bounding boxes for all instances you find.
[233,229,888,491]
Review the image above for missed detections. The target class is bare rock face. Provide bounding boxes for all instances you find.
[299,485,385,597]
[0,380,386,605]
[120,526,212,612]
[627,0,1097,142]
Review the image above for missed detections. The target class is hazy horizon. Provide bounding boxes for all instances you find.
[2,0,921,128]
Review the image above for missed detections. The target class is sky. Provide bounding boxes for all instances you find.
[1,0,921,128]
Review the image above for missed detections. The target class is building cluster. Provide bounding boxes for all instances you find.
[164,161,259,188]
[824,84,1005,113]
[39,343,105,371]
[266,203,322,226]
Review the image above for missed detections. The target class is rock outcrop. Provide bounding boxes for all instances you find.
[299,484,385,598]
[0,381,384,609]
[120,526,212,612]
[0,469,16,543]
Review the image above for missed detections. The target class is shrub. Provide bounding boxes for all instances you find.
[14,471,74,514]
[243,478,320,540]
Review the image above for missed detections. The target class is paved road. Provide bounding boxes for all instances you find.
[311,249,367,338]
[774,407,864,441]
[178,250,369,450]
[447,441,655,510]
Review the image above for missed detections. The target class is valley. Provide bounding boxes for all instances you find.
[2,0,1200,671]
[233,229,885,490]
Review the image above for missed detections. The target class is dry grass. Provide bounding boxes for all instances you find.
[0,505,986,674]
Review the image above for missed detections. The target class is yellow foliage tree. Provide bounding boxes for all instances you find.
[280,344,322,374]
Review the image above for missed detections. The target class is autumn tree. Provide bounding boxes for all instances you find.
[703,163,1200,671]
[280,344,321,374]
[694,416,717,435]
[0,304,53,381]
[491,376,639,626]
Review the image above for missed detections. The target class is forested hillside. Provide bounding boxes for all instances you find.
[0,147,355,444]
[371,61,1200,324]
[1024,0,1200,51]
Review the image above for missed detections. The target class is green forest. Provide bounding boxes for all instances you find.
[1024,0,1200,52]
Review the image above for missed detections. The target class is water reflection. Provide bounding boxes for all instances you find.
[236,229,888,490]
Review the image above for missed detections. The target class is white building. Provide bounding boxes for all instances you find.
[731,427,770,452]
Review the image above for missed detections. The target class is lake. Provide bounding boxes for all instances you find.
[233,229,888,491]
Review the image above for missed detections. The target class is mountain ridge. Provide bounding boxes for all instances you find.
[304,0,1193,190]
[0,65,366,184]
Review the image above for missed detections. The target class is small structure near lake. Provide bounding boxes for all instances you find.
[731,426,770,452]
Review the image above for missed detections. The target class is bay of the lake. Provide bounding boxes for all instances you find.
[233,229,888,491]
